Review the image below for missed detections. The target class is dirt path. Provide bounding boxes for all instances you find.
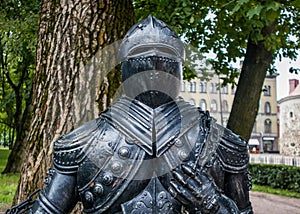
[250,191,300,214]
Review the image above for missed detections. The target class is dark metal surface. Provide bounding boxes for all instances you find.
[8,15,253,214]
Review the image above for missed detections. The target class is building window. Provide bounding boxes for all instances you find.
[210,99,217,112]
[181,81,185,92]
[189,99,195,106]
[264,102,271,115]
[263,85,271,96]
[252,120,257,133]
[231,85,236,94]
[188,82,196,92]
[264,119,272,133]
[221,85,228,94]
[210,83,217,94]
[200,99,207,111]
[290,112,294,118]
[222,100,228,112]
[199,82,207,93]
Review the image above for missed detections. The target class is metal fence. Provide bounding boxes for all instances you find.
[249,154,300,167]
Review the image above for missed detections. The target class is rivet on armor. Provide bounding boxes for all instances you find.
[85,191,94,203]
[178,150,188,161]
[102,173,113,186]
[174,139,183,147]
[118,147,131,159]
[93,183,104,196]
[111,161,123,174]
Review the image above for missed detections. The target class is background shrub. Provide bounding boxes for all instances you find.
[249,163,300,193]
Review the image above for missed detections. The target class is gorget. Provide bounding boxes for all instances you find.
[102,95,203,157]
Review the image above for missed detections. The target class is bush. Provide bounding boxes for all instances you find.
[249,163,300,193]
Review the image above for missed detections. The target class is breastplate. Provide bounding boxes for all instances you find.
[75,97,211,213]
[121,176,181,214]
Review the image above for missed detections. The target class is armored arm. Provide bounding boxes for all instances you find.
[215,128,253,213]
[30,129,84,214]
[30,169,78,213]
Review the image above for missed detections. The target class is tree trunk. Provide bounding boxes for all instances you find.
[14,0,134,207]
[227,24,276,140]
[2,87,33,173]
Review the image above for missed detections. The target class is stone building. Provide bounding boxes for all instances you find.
[179,72,279,153]
[278,79,300,156]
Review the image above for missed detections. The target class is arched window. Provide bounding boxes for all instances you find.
[264,119,272,133]
[200,99,207,111]
[264,102,271,115]
[189,99,195,106]
[181,81,185,92]
[221,85,228,94]
[231,85,236,94]
[252,120,257,132]
[210,83,217,93]
[199,82,207,93]
[210,99,217,112]
[222,100,228,112]
[188,82,196,92]
[263,85,271,96]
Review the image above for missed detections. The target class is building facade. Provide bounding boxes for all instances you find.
[278,79,300,157]
[179,73,279,153]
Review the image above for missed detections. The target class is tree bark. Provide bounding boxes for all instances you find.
[2,65,33,174]
[227,24,276,141]
[14,0,134,208]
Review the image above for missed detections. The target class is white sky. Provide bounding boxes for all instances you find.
[275,56,300,101]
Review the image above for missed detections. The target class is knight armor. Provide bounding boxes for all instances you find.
[7,15,253,214]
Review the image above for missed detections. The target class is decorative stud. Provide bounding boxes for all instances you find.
[118,147,131,159]
[174,139,183,147]
[178,150,188,161]
[93,183,104,196]
[111,161,123,174]
[85,191,94,203]
[102,173,113,186]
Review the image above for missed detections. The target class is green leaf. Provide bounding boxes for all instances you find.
[247,4,263,19]
[266,2,281,11]
[190,16,195,24]
[239,0,250,4]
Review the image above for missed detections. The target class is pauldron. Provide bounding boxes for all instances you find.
[216,127,249,173]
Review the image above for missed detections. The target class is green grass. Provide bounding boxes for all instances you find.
[252,184,300,198]
[0,148,10,173]
[0,148,19,211]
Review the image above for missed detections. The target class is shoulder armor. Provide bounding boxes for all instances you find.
[216,127,249,173]
[53,118,106,174]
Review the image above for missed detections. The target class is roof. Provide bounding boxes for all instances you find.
[289,84,300,96]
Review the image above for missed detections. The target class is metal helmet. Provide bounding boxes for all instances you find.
[119,15,185,108]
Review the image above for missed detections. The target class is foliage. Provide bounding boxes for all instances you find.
[249,163,300,193]
[0,0,40,147]
[134,0,300,81]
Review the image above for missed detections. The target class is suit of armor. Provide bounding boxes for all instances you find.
[8,15,253,214]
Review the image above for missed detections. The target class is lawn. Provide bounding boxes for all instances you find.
[0,148,19,212]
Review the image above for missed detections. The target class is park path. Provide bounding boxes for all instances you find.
[250,191,300,214]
